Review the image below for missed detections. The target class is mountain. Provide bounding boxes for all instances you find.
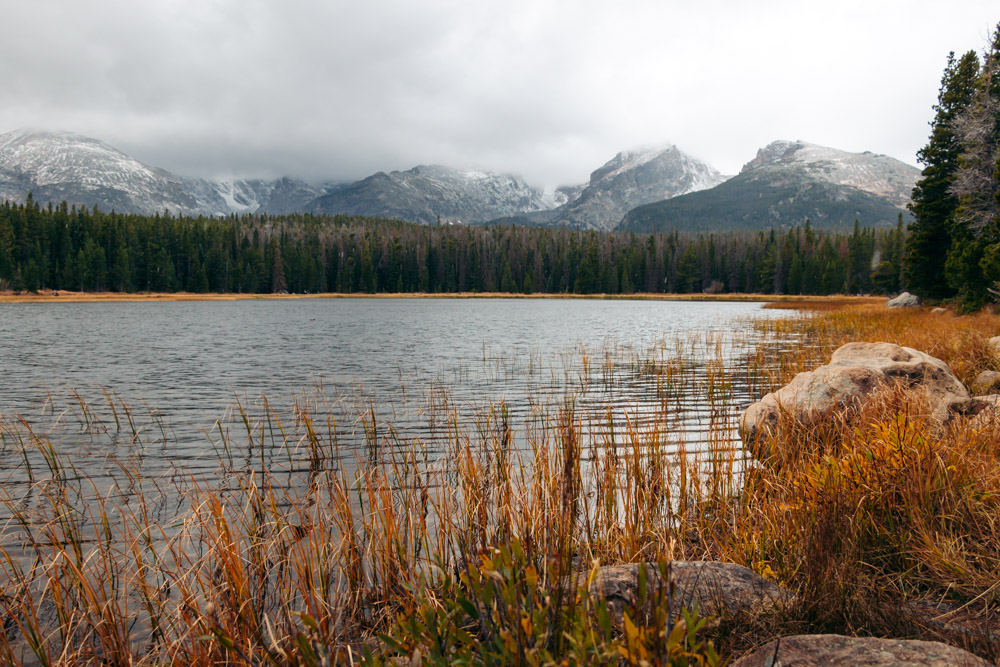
[621,140,920,232]
[0,129,324,215]
[738,140,918,208]
[309,164,561,224]
[495,146,727,231]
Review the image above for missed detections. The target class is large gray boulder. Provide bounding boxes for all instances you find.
[732,634,990,666]
[739,342,974,455]
[887,291,921,308]
[585,561,791,620]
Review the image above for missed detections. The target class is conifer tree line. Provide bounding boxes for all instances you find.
[0,196,908,296]
[905,24,1000,310]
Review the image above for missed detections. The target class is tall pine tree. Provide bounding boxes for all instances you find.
[905,50,980,300]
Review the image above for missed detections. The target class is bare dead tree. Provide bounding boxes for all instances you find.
[949,36,1000,235]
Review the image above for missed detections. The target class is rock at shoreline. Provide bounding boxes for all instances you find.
[739,342,974,455]
[887,292,921,308]
[732,634,990,666]
[585,561,791,620]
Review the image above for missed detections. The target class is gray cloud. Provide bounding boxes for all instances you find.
[1,0,997,188]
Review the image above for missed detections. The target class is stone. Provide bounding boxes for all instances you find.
[930,307,948,315]
[732,634,990,666]
[584,561,791,620]
[971,370,1000,395]
[887,291,921,308]
[739,342,974,455]
[967,394,1000,430]
[902,599,1000,645]
[988,336,1000,357]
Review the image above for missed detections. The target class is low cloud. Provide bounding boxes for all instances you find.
[1,0,997,187]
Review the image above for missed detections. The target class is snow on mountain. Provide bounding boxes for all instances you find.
[621,139,919,233]
[310,164,559,224]
[0,130,915,232]
[532,145,728,231]
[0,129,323,216]
[740,140,919,208]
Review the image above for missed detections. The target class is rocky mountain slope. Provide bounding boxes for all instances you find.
[0,131,921,232]
[0,129,324,216]
[309,164,561,225]
[740,140,919,208]
[621,141,919,232]
[494,146,727,231]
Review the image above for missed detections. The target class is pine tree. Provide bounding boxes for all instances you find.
[905,50,980,299]
[270,240,288,293]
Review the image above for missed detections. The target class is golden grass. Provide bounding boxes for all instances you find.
[0,303,997,664]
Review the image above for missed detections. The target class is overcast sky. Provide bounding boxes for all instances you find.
[1,1,997,187]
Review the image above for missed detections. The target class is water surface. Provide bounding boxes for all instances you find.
[0,298,786,520]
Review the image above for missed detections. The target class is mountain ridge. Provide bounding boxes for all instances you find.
[0,129,921,232]
[502,145,728,231]
[621,141,919,232]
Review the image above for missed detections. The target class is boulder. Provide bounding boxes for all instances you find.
[887,292,921,308]
[930,307,948,315]
[971,370,1000,394]
[739,342,974,454]
[732,634,990,666]
[902,599,1000,645]
[967,394,1000,431]
[585,561,791,620]
[989,336,1000,357]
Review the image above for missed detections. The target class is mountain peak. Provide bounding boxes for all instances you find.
[589,145,679,185]
[528,145,726,231]
[0,128,324,216]
[739,140,919,207]
[311,163,554,224]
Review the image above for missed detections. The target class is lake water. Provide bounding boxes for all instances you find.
[0,298,787,525]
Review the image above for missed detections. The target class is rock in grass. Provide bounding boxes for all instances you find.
[931,307,948,315]
[989,336,1000,356]
[887,292,921,308]
[902,599,1000,645]
[971,371,1000,395]
[731,634,990,666]
[968,394,1000,430]
[585,561,791,620]
[739,342,974,455]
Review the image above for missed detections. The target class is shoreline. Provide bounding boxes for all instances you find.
[0,290,886,305]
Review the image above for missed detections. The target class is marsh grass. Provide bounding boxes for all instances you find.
[0,303,998,664]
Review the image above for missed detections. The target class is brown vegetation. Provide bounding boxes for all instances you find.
[0,303,997,664]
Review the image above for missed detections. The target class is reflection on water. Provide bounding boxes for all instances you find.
[0,298,792,529]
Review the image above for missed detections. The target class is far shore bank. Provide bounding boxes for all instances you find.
[0,290,887,306]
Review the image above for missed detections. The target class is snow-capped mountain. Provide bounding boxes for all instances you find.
[739,140,919,208]
[622,140,920,232]
[517,146,728,231]
[0,130,921,233]
[0,129,324,215]
[310,164,560,224]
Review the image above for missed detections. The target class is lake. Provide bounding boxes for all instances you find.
[0,298,787,525]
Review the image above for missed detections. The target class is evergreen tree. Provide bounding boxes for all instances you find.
[905,50,980,299]
[270,240,288,293]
